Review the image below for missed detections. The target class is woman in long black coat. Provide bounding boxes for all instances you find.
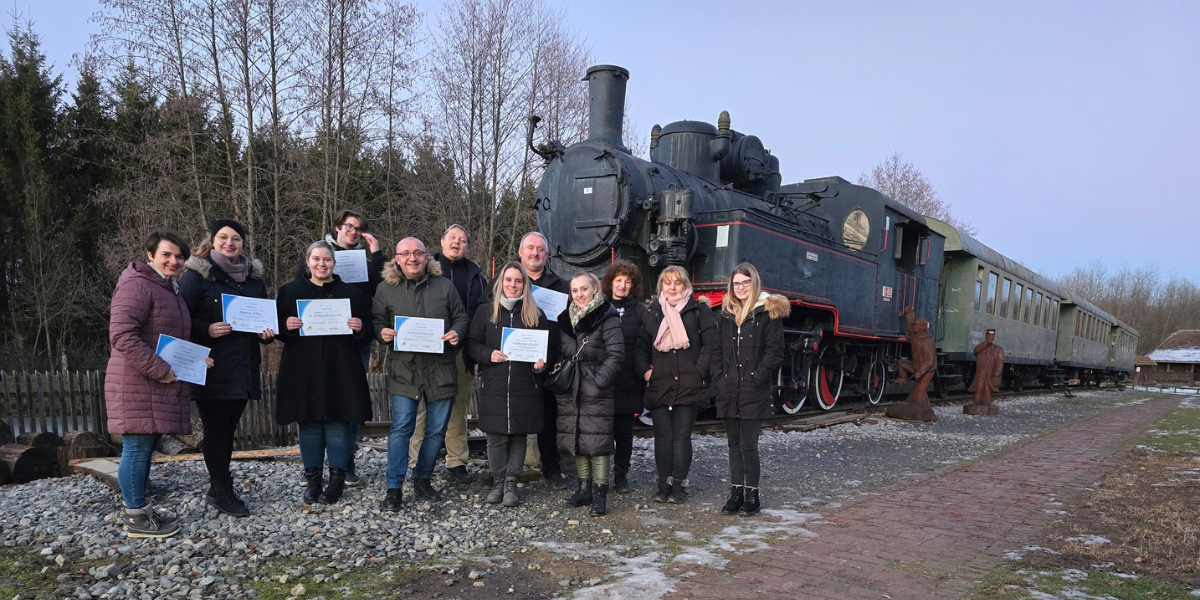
[635,265,719,504]
[276,241,373,505]
[556,272,624,517]
[600,259,648,493]
[714,262,789,516]
[465,262,555,507]
[180,219,274,517]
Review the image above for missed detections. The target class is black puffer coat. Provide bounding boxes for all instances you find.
[465,301,556,435]
[610,296,649,415]
[636,296,720,412]
[555,302,624,456]
[714,294,790,420]
[275,275,374,424]
[180,255,272,401]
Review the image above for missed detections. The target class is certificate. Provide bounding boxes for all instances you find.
[155,334,210,386]
[221,294,278,334]
[393,316,445,353]
[531,285,568,320]
[333,249,369,284]
[297,298,352,336]
[501,328,548,363]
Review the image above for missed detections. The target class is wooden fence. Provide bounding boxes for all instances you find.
[1,371,397,450]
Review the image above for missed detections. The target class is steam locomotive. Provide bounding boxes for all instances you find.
[529,65,1135,414]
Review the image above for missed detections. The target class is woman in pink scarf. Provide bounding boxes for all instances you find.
[634,266,719,503]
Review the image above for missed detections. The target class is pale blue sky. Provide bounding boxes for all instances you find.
[21,0,1200,282]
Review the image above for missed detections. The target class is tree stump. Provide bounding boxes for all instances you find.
[59,431,114,476]
[0,443,56,483]
[0,459,10,485]
[17,431,65,449]
[0,420,12,446]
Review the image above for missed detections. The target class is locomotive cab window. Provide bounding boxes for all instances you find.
[892,223,922,270]
[842,209,870,251]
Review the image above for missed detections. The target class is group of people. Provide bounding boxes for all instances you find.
[105,214,790,539]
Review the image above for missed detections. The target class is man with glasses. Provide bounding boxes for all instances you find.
[373,238,468,509]
[408,224,488,485]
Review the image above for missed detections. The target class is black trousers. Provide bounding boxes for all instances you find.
[725,418,763,488]
[612,412,635,477]
[196,399,249,485]
[650,405,698,482]
[538,389,562,476]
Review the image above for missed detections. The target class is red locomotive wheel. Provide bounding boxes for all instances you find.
[811,363,843,410]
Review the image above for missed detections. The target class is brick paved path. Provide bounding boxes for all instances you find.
[668,395,1186,600]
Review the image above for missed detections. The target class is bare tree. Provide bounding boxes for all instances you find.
[858,152,975,236]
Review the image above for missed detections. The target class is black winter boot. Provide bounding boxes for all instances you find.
[413,478,444,502]
[302,468,323,504]
[720,485,744,515]
[563,480,593,507]
[207,478,251,517]
[740,487,760,515]
[667,480,687,504]
[380,488,403,511]
[653,478,670,503]
[590,483,608,517]
[319,468,346,504]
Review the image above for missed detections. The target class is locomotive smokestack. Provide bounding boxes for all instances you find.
[584,65,629,148]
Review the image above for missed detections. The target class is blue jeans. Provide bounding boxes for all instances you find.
[298,421,356,470]
[387,395,452,488]
[118,434,160,509]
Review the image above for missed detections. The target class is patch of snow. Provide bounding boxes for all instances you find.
[567,552,677,600]
[1065,535,1109,547]
[1111,572,1140,579]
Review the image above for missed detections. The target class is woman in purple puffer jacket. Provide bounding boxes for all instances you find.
[105,230,206,539]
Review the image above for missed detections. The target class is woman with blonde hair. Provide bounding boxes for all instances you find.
[556,272,624,516]
[715,262,789,515]
[635,266,719,503]
[465,262,555,506]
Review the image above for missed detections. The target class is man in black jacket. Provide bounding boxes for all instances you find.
[517,232,570,488]
[409,224,487,484]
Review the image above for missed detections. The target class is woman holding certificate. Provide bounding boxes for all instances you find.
[714,263,788,516]
[180,219,274,517]
[556,272,624,517]
[275,241,374,505]
[465,262,555,507]
[636,266,719,504]
[105,230,194,539]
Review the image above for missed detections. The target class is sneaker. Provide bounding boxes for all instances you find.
[667,481,687,504]
[446,465,473,485]
[123,508,180,539]
[206,484,250,518]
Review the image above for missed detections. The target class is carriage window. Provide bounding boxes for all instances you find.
[974,266,985,311]
[1013,284,1024,320]
[985,272,998,314]
[1050,300,1059,329]
[1023,289,1034,323]
[1034,292,1043,326]
[999,278,1011,318]
[1042,297,1051,328]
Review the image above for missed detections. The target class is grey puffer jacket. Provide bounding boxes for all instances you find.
[105,261,193,435]
[555,301,624,456]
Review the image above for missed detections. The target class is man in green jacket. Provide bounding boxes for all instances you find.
[373,237,468,510]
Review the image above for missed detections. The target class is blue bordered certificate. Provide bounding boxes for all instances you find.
[296,298,352,336]
[531,285,568,320]
[221,294,278,334]
[155,334,210,385]
[393,316,444,353]
[501,328,548,363]
[333,249,368,284]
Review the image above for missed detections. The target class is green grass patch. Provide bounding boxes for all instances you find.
[244,555,424,600]
[1134,402,1200,453]
[963,562,1197,600]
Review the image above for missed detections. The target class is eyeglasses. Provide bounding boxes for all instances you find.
[397,250,428,259]
[341,223,366,233]
[731,280,753,289]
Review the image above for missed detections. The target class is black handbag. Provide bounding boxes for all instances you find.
[545,337,588,395]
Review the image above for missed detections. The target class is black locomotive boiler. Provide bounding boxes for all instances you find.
[530,65,946,413]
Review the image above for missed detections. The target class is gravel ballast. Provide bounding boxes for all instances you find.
[0,389,1163,599]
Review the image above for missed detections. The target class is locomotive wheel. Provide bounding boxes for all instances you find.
[811,363,843,410]
[777,368,809,415]
[865,359,886,405]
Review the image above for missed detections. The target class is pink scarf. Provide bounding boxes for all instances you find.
[654,291,692,352]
